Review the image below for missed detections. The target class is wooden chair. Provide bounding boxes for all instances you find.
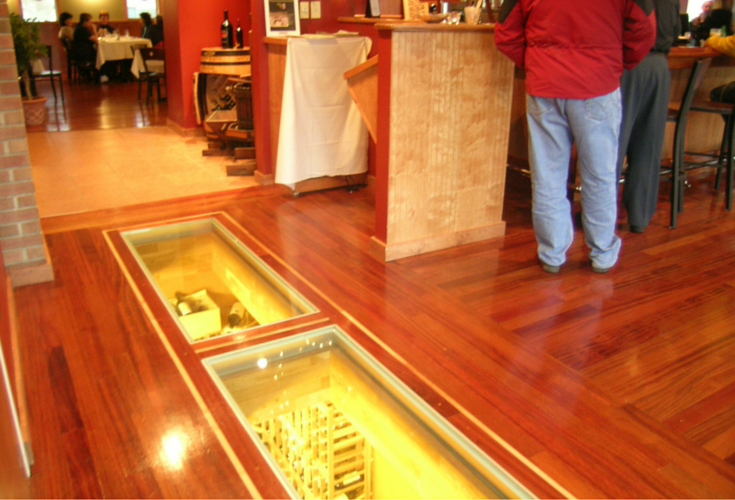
[60,36,74,82]
[131,43,150,100]
[139,48,166,104]
[664,57,712,228]
[130,43,148,94]
[30,45,64,103]
[62,37,95,84]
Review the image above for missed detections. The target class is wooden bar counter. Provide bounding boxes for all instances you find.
[370,22,514,262]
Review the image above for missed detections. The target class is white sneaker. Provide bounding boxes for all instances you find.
[100,75,109,83]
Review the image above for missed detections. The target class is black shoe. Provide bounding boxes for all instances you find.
[629,224,646,233]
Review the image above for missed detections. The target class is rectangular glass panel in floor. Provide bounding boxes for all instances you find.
[204,326,533,499]
[121,218,316,342]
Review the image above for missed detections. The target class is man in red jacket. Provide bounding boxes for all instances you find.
[495,0,656,273]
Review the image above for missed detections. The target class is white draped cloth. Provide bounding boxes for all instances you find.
[96,37,151,69]
[276,36,372,186]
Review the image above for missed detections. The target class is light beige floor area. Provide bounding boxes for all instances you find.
[28,127,258,218]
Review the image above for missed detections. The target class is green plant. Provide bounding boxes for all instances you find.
[10,13,48,99]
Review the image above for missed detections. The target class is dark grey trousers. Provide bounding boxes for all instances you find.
[617,53,671,228]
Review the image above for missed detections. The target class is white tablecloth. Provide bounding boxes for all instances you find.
[276,36,372,186]
[96,37,151,69]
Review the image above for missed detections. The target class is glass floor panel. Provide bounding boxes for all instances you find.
[121,218,316,342]
[205,326,533,499]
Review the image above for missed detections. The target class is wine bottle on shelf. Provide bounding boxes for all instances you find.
[175,292,193,316]
[236,19,244,49]
[228,302,245,328]
[221,10,233,49]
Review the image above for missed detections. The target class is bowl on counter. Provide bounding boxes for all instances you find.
[419,12,449,23]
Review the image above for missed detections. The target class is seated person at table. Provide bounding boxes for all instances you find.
[98,10,116,36]
[691,1,732,40]
[691,0,713,26]
[58,12,74,41]
[149,15,164,47]
[73,13,98,64]
[73,13,99,81]
[140,12,153,40]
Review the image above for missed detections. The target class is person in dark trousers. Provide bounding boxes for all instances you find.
[617,0,680,233]
[494,0,656,273]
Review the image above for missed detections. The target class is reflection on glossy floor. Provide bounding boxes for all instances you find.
[9,71,735,499]
[31,79,168,132]
[27,81,257,218]
[11,171,735,498]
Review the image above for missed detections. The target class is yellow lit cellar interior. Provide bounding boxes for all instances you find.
[121,218,315,342]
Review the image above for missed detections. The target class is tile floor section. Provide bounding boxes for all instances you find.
[28,127,258,218]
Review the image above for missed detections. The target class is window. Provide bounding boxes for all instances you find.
[20,0,56,22]
[127,0,157,18]
[687,0,708,21]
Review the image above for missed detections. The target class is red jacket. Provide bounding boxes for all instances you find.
[494,0,656,99]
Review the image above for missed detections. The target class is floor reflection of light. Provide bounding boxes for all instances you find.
[161,432,186,469]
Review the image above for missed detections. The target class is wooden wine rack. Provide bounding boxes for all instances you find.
[253,402,372,499]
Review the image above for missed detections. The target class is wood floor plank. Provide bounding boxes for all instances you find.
[704,425,735,461]
[665,381,735,444]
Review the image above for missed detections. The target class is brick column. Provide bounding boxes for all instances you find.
[0,0,54,287]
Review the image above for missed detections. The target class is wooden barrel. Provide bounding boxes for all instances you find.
[200,47,251,76]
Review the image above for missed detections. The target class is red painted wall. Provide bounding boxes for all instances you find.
[164,0,251,129]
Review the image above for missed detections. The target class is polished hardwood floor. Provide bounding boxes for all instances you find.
[5,73,735,498]
[31,76,168,132]
[9,172,734,498]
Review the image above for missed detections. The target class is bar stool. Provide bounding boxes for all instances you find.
[664,57,712,228]
[686,99,734,211]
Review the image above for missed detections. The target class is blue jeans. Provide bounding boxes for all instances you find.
[526,90,622,269]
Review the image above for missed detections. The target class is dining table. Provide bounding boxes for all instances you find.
[96,36,152,70]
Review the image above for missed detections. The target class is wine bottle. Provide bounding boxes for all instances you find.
[221,10,233,49]
[236,19,244,49]
[175,292,193,316]
[228,302,245,328]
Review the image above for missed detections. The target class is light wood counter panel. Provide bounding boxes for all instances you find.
[371,23,514,261]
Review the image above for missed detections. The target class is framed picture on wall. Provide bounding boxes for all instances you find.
[265,0,301,36]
